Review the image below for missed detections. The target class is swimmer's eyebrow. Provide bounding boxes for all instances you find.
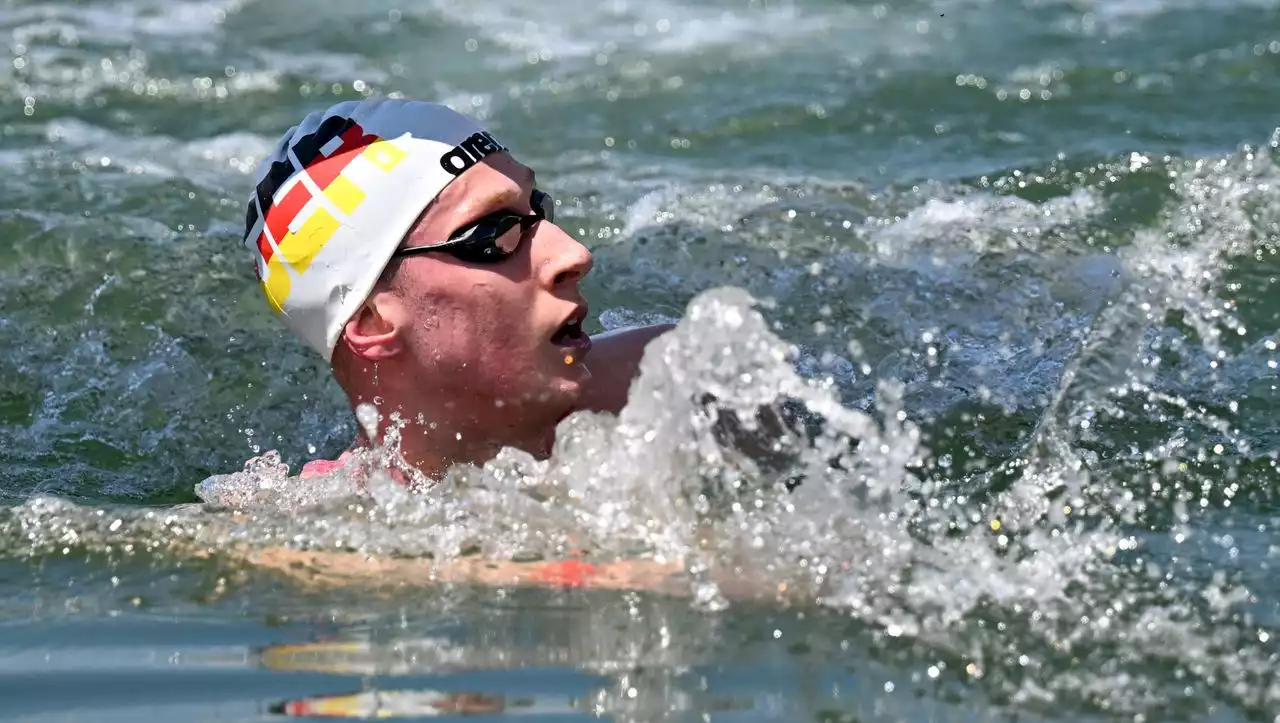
[454,165,538,224]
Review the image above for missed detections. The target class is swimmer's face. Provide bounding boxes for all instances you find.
[374,152,594,434]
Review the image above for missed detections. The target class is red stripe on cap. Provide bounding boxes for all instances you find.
[309,150,357,189]
[310,123,381,189]
[338,123,378,152]
[256,232,274,264]
[264,181,313,243]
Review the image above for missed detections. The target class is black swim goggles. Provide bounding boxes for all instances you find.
[393,189,554,264]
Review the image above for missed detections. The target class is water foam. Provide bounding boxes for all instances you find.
[4,138,1280,715]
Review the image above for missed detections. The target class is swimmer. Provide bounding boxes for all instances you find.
[230,97,800,599]
[242,96,671,479]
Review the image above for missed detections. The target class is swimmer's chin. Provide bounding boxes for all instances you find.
[552,360,592,398]
[553,378,592,423]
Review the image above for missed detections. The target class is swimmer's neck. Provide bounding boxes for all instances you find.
[339,324,677,478]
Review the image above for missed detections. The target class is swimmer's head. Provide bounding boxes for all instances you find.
[242,97,510,359]
[242,97,594,460]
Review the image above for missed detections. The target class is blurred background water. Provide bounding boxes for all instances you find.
[0,0,1278,720]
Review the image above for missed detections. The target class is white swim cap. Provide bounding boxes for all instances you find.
[242,97,506,360]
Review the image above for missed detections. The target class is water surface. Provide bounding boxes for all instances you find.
[1,0,1278,720]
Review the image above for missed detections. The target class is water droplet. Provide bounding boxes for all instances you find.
[355,403,380,441]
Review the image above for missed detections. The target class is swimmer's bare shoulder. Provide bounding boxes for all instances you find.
[579,323,675,414]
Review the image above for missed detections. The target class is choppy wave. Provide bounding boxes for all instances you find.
[5,135,1280,712]
[2,0,1280,719]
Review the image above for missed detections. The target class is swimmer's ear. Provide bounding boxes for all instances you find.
[339,292,405,361]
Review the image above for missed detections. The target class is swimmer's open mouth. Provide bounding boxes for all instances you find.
[550,305,591,351]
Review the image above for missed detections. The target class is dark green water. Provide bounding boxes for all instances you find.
[1,0,1278,720]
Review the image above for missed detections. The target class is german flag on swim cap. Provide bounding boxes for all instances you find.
[242,97,506,360]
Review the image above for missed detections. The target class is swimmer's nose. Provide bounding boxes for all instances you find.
[535,221,594,290]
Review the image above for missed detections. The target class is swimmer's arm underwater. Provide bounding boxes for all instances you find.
[246,547,678,593]
[241,545,794,602]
